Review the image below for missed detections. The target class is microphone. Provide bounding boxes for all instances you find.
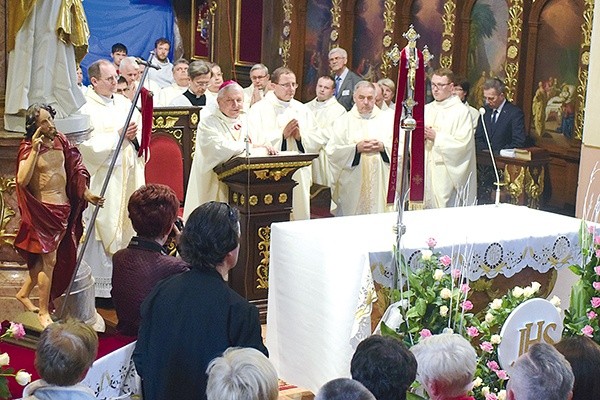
[479,107,501,206]
[135,58,161,70]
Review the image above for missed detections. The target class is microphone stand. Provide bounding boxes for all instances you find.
[478,108,501,206]
[58,52,157,319]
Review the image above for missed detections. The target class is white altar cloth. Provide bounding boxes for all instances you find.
[265,204,581,393]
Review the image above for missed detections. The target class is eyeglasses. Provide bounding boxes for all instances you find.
[276,82,298,89]
[193,81,210,88]
[329,56,344,62]
[431,82,451,90]
[251,74,268,81]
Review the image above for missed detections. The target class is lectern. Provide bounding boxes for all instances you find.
[214,152,318,320]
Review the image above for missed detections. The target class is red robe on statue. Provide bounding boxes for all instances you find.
[14,132,90,302]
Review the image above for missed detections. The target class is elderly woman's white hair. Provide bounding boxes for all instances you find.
[206,347,278,400]
[410,333,477,399]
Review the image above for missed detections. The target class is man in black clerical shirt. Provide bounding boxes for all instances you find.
[169,60,211,107]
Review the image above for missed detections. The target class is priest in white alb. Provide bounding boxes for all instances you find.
[247,67,325,220]
[424,68,477,209]
[306,75,347,186]
[183,82,276,220]
[78,59,146,298]
[327,81,396,216]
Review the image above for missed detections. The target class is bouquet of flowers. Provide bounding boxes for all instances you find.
[0,321,31,399]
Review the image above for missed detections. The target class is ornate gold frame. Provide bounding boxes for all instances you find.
[191,0,217,61]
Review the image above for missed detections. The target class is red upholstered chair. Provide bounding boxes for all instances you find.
[144,133,185,209]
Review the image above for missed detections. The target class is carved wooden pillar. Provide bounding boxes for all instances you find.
[439,0,458,69]
[503,0,525,103]
[574,0,594,140]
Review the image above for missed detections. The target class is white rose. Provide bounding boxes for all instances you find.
[15,370,32,386]
[421,249,433,261]
[472,377,483,388]
[490,299,503,310]
[485,312,495,324]
[433,269,444,281]
[523,286,535,298]
[550,295,561,307]
[490,334,502,344]
[0,353,9,367]
[498,390,507,400]
[531,281,541,293]
[440,288,452,299]
[512,286,524,298]
[439,305,449,317]
[482,386,490,396]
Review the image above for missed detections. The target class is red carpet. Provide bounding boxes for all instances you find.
[3,333,135,399]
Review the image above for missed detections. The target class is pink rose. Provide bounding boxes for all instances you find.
[9,322,25,339]
[595,235,600,245]
[595,266,600,276]
[495,369,509,380]
[426,237,437,248]
[596,249,600,258]
[451,268,461,279]
[461,300,474,311]
[589,225,596,234]
[419,329,432,338]
[439,255,452,267]
[466,326,479,337]
[460,284,470,294]
[588,311,598,320]
[487,360,500,371]
[582,324,594,337]
[594,282,600,291]
[591,297,600,308]
[485,394,498,400]
[480,341,494,353]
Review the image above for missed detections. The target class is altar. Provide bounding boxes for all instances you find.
[265,204,582,393]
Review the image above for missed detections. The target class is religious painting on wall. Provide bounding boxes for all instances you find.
[301,0,334,100]
[192,0,216,60]
[466,0,508,109]
[235,0,263,66]
[530,0,583,144]
[409,0,444,70]
[352,0,385,81]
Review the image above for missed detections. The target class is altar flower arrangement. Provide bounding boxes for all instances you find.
[0,320,31,399]
[380,238,543,400]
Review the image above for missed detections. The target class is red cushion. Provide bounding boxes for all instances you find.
[144,134,185,202]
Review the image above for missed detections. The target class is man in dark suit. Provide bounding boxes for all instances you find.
[329,47,362,111]
[475,78,527,153]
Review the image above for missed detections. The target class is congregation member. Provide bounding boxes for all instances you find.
[474,77,527,153]
[424,68,477,208]
[555,336,600,400]
[110,42,128,74]
[315,378,376,400]
[170,60,214,111]
[329,47,362,111]
[378,78,396,110]
[134,201,268,400]
[111,184,189,336]
[507,342,574,400]
[147,37,174,88]
[21,319,98,400]
[351,335,417,400]
[79,59,146,298]
[206,347,279,400]
[76,66,87,95]
[453,77,479,128]
[205,62,224,103]
[119,56,161,98]
[373,82,393,113]
[183,82,276,219]
[327,81,395,216]
[156,58,190,106]
[247,67,324,220]
[305,75,347,186]
[244,63,271,108]
[410,333,477,400]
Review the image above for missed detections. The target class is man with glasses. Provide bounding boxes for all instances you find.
[170,60,216,114]
[243,63,271,109]
[329,47,362,111]
[79,59,146,299]
[424,68,477,209]
[247,67,324,220]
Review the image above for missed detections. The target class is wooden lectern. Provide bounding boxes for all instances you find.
[214,153,318,321]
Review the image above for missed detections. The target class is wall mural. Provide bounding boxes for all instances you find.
[301,0,334,100]
[352,0,385,81]
[531,0,584,143]
[467,0,509,109]
[410,0,444,70]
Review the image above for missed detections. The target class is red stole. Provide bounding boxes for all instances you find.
[138,86,154,160]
